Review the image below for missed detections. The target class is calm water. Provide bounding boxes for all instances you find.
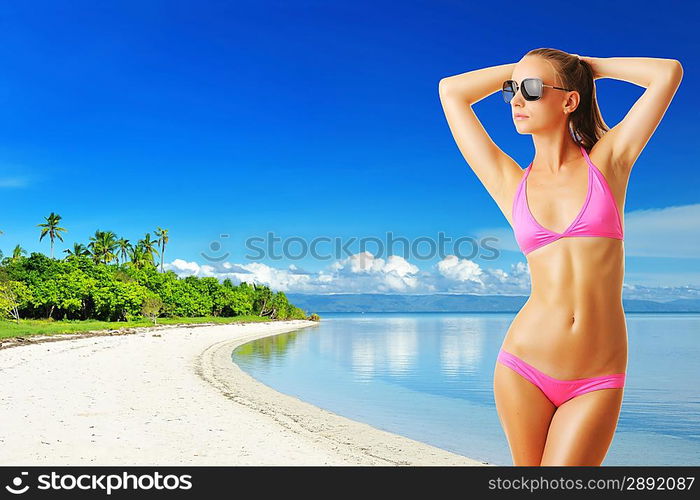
[231,312,700,465]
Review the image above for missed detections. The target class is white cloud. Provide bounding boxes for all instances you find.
[315,252,421,293]
[437,255,484,284]
[428,257,530,295]
[622,282,700,302]
[0,177,28,188]
[623,272,700,289]
[167,252,423,294]
[166,258,314,290]
[165,252,530,295]
[168,258,202,275]
[624,204,700,258]
[163,250,699,301]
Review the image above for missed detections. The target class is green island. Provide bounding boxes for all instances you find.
[0,214,319,341]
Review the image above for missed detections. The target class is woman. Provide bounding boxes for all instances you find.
[438,48,683,466]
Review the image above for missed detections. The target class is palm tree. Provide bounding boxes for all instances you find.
[127,244,149,269]
[63,242,90,259]
[12,245,27,260]
[138,233,160,267]
[88,230,118,265]
[116,238,132,265]
[154,227,169,272]
[37,212,67,258]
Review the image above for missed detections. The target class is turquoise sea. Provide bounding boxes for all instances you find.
[232,312,700,465]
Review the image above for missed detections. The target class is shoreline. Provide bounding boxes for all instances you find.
[0,320,490,466]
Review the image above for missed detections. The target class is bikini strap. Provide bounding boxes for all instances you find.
[512,162,533,213]
[579,144,594,170]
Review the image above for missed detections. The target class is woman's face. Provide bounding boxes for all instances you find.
[509,56,577,136]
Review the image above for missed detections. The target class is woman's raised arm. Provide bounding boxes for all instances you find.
[439,63,522,203]
[588,56,683,175]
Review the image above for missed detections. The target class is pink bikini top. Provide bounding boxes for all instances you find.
[512,145,624,255]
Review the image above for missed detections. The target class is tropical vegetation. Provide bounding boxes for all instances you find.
[0,215,312,328]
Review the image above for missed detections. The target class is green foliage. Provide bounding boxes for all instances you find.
[0,253,304,322]
[142,293,164,324]
[0,278,32,320]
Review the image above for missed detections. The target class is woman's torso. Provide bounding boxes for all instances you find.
[496,146,630,379]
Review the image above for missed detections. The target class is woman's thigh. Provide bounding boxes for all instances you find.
[493,361,557,466]
[540,388,624,466]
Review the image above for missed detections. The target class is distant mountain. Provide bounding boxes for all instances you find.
[287,293,700,314]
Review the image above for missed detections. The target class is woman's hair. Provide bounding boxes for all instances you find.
[525,48,609,150]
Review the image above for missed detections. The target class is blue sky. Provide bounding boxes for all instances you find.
[0,0,697,299]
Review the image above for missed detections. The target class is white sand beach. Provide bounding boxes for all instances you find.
[0,320,488,466]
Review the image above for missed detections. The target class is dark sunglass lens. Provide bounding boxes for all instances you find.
[523,79,542,100]
[502,81,516,103]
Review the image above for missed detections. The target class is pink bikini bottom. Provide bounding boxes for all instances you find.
[497,349,626,408]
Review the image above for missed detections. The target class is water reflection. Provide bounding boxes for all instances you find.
[351,336,376,382]
[232,315,502,392]
[439,317,487,378]
[232,329,303,364]
[231,312,700,465]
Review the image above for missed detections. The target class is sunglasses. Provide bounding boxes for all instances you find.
[502,78,573,103]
